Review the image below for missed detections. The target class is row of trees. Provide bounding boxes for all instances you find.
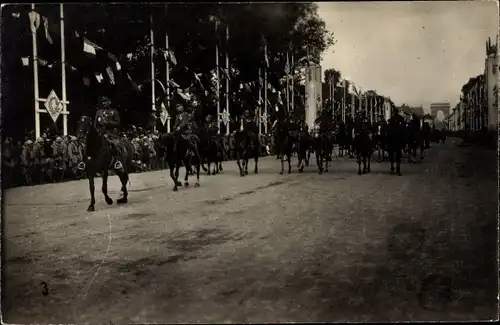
[2,3,336,139]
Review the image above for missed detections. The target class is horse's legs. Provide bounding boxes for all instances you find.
[357,153,362,175]
[183,158,190,187]
[206,159,211,176]
[168,158,179,191]
[236,151,244,177]
[194,158,201,187]
[88,176,96,212]
[367,152,371,173]
[244,153,249,175]
[287,151,292,174]
[316,151,323,174]
[101,170,113,205]
[117,171,129,204]
[396,148,402,176]
[280,150,285,175]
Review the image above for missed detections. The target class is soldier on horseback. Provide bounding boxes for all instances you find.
[94,96,124,172]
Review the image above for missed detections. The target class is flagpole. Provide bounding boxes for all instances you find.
[285,51,290,112]
[31,4,41,139]
[150,14,156,132]
[264,41,268,134]
[342,80,346,123]
[351,86,355,119]
[216,19,221,134]
[165,4,171,133]
[291,52,294,113]
[59,4,68,136]
[225,24,229,135]
[258,68,262,135]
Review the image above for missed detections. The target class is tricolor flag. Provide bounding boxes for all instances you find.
[95,73,104,83]
[106,66,115,85]
[83,39,97,55]
[284,53,290,75]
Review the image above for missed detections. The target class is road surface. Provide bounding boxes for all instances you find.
[3,139,498,323]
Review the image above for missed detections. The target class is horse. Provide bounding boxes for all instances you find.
[406,118,423,163]
[275,119,299,175]
[234,121,261,177]
[352,119,374,175]
[296,127,311,173]
[76,116,133,212]
[160,131,202,191]
[198,127,224,176]
[312,127,334,174]
[387,114,406,176]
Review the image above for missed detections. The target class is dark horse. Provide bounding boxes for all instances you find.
[387,114,406,176]
[296,126,311,173]
[234,121,261,177]
[312,127,334,174]
[160,132,202,191]
[276,118,299,175]
[76,116,133,212]
[198,127,224,176]
[352,118,374,175]
[406,116,424,163]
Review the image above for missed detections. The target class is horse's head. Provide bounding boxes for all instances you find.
[77,116,93,140]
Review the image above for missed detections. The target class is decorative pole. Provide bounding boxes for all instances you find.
[150,13,156,131]
[30,4,41,139]
[165,4,171,132]
[215,19,221,134]
[258,68,262,135]
[264,41,268,133]
[225,23,229,135]
[60,4,68,136]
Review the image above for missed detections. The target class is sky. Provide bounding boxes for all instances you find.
[317,1,498,112]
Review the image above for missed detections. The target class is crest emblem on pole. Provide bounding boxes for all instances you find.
[219,109,230,125]
[160,103,169,126]
[44,90,63,123]
[260,113,268,125]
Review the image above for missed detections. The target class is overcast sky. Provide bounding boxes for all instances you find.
[317,1,498,112]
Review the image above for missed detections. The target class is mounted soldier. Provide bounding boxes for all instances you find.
[94,96,124,172]
[173,102,194,154]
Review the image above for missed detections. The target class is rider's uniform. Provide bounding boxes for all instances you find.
[95,105,123,169]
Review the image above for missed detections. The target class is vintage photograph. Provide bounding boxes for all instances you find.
[1,1,498,323]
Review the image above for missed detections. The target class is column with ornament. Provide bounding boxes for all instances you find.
[28,4,70,139]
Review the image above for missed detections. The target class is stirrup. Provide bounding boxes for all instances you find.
[77,162,86,170]
[114,161,123,170]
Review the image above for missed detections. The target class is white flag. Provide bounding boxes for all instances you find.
[42,17,53,44]
[83,40,96,55]
[95,73,104,83]
[28,11,40,34]
[21,57,29,66]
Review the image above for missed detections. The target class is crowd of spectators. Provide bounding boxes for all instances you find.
[2,126,275,189]
[2,126,168,189]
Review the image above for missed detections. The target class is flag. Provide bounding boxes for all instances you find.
[21,57,29,66]
[264,41,269,68]
[126,53,133,60]
[38,58,48,67]
[115,61,121,71]
[83,39,96,55]
[28,11,41,34]
[42,17,53,44]
[95,73,104,83]
[12,12,20,19]
[168,50,177,66]
[169,79,180,89]
[285,53,290,75]
[106,66,115,85]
